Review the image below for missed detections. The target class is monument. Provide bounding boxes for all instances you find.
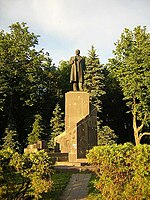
[70,49,85,91]
[55,50,97,162]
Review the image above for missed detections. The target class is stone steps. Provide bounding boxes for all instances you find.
[54,160,95,173]
[55,158,88,166]
[48,152,68,162]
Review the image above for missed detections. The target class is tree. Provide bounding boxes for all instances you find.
[48,103,64,149]
[58,60,71,94]
[27,114,44,145]
[98,126,118,145]
[109,26,150,145]
[2,116,20,151]
[84,46,106,142]
[0,22,58,145]
[2,128,20,152]
[53,60,71,113]
[84,46,105,114]
[0,22,46,110]
[101,67,133,143]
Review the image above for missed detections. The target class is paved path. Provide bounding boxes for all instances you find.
[60,173,91,200]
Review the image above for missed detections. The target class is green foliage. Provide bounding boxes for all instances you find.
[87,174,102,200]
[27,114,44,145]
[0,148,53,200]
[0,148,15,199]
[98,126,118,145]
[84,46,106,141]
[48,103,64,149]
[2,128,20,151]
[0,22,50,109]
[109,26,150,144]
[84,46,105,113]
[0,22,59,145]
[2,116,20,151]
[58,60,72,94]
[87,143,150,200]
[101,67,132,143]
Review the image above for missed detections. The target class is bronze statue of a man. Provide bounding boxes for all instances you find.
[70,49,85,91]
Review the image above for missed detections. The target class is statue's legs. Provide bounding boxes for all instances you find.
[79,83,83,91]
[73,82,83,91]
[73,82,77,91]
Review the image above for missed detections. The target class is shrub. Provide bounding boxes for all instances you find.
[87,143,150,200]
[0,148,53,199]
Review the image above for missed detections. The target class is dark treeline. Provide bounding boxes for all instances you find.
[0,22,149,149]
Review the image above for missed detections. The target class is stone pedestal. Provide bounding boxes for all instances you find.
[55,92,97,162]
[65,92,89,130]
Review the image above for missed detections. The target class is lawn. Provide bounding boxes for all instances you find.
[42,171,72,200]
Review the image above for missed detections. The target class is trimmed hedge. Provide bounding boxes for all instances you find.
[87,143,150,200]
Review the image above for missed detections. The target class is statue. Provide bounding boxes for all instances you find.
[70,49,85,91]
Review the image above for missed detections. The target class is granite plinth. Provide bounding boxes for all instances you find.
[55,92,97,162]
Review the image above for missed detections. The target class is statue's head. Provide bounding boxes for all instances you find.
[75,49,80,55]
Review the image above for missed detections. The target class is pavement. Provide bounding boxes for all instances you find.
[60,173,91,200]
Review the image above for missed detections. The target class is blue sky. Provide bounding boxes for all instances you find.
[0,0,150,66]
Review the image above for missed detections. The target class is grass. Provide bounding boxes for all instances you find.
[42,171,72,200]
[87,174,102,200]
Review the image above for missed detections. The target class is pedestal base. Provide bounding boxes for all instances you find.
[55,92,97,162]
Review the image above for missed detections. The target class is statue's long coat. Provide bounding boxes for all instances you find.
[70,56,85,83]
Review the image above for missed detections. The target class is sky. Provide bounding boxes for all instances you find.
[0,0,150,66]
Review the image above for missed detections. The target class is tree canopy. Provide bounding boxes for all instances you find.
[109,26,150,145]
[84,45,105,113]
[0,22,61,144]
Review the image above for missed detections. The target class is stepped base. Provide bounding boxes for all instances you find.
[55,158,88,167]
[48,152,68,162]
[54,160,95,173]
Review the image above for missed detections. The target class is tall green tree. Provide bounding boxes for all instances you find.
[58,60,71,94]
[0,22,48,110]
[109,26,150,145]
[84,46,105,113]
[0,22,58,144]
[84,46,106,142]
[2,116,20,151]
[27,114,44,145]
[53,60,71,112]
[48,103,64,149]
[101,67,133,143]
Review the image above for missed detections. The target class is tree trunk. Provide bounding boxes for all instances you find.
[133,112,140,145]
[132,111,150,145]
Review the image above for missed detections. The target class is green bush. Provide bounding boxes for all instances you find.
[97,126,118,146]
[87,143,150,200]
[0,148,53,199]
